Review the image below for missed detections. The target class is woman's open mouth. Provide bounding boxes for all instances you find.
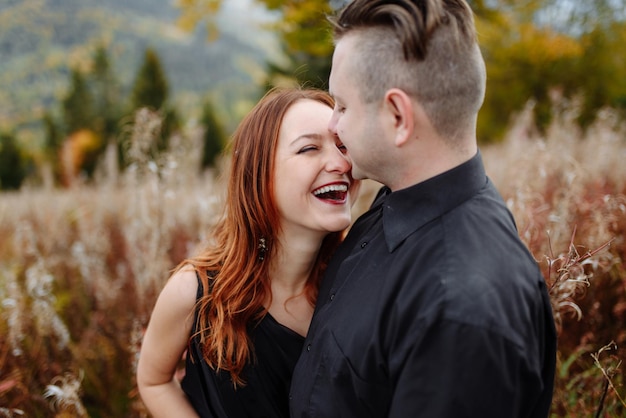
[312,183,349,203]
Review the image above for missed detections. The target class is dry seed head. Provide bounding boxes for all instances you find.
[44,372,87,417]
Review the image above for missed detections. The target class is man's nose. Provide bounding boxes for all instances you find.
[328,111,339,135]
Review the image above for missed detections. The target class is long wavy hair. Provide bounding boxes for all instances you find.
[182,87,343,386]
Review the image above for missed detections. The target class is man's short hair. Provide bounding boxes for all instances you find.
[330,0,486,144]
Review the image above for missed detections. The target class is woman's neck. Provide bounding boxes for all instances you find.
[270,232,324,295]
[264,232,323,336]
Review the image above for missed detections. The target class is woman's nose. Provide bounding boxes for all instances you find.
[326,147,351,173]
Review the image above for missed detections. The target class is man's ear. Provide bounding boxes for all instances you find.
[384,88,414,147]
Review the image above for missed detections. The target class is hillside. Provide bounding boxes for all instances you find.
[0,0,279,138]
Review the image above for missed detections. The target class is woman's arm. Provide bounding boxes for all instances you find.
[136,266,200,417]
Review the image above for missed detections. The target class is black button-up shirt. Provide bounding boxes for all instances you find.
[290,152,556,417]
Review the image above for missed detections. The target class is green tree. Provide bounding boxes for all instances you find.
[0,131,27,190]
[200,99,227,169]
[59,48,126,181]
[260,0,334,90]
[42,111,63,182]
[159,106,182,153]
[62,68,95,134]
[130,48,169,111]
[177,0,626,141]
[43,111,63,157]
[477,15,583,140]
[125,47,177,157]
[473,0,626,138]
[80,45,122,179]
[90,45,121,139]
[573,21,626,127]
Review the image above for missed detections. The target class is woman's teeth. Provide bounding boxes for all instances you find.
[313,184,348,196]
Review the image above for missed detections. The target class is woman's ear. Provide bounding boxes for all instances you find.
[384,88,415,147]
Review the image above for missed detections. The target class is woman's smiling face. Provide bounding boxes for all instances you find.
[273,98,356,239]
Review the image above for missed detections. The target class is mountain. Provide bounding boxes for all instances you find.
[0,0,280,141]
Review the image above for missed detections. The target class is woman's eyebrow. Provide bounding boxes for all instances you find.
[290,133,323,146]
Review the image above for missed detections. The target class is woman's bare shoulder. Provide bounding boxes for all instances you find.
[158,265,199,310]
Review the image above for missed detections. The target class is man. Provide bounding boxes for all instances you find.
[289,0,557,417]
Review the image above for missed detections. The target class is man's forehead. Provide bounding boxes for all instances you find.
[329,38,353,78]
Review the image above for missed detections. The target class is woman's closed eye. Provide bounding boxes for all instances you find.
[297,145,319,154]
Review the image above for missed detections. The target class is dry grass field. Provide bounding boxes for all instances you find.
[1,105,625,416]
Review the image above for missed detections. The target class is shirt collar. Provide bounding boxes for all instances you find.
[382,150,487,252]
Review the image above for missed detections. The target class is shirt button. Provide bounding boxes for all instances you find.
[307,344,311,351]
[330,293,335,301]
[361,241,368,248]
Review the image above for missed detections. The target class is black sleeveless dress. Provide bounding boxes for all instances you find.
[181,278,304,418]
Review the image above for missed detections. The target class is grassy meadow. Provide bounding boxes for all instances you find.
[1,105,625,417]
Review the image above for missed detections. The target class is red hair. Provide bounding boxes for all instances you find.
[181,87,342,386]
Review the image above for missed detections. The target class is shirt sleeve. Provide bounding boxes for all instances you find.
[387,319,545,418]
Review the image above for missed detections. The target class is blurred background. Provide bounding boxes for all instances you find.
[0,0,625,416]
[0,0,625,188]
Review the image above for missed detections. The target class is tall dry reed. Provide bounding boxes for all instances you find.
[0,108,222,416]
[0,103,624,416]
[483,103,626,417]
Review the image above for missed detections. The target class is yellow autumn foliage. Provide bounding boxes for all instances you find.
[175,0,222,41]
[511,23,582,64]
[60,129,102,186]
[263,0,334,57]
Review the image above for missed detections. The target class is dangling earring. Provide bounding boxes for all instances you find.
[258,238,267,261]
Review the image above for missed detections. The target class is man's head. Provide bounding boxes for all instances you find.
[328,0,486,188]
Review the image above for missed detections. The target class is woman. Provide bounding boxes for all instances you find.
[136,87,358,417]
